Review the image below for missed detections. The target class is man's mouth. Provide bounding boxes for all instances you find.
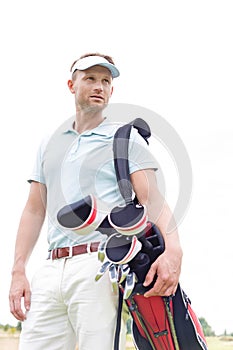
[90,95,104,101]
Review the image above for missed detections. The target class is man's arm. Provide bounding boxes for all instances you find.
[130,169,183,297]
[9,181,47,321]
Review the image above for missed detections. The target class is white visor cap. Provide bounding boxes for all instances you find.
[71,55,120,78]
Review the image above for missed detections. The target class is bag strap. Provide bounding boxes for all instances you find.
[113,118,151,204]
[113,118,151,350]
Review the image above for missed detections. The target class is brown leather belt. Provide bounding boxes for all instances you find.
[48,242,100,260]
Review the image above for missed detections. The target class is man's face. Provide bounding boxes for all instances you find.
[68,65,113,113]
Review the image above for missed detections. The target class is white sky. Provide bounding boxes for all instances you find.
[0,0,232,336]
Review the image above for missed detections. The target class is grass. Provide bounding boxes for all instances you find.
[206,336,233,350]
[126,334,233,349]
[1,331,232,349]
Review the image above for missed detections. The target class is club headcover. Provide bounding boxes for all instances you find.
[108,203,148,236]
[105,233,142,264]
[57,194,106,235]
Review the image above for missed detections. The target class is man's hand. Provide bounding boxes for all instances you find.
[9,272,31,321]
[9,182,46,321]
[143,244,182,297]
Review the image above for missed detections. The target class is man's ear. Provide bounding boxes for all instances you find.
[67,79,75,94]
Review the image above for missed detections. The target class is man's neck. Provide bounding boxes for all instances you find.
[74,110,105,134]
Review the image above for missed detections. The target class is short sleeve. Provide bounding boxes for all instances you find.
[128,128,158,174]
[28,135,50,184]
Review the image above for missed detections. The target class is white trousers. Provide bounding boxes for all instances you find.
[19,252,126,350]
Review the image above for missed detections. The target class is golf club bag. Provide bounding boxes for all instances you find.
[110,118,208,350]
[57,118,208,350]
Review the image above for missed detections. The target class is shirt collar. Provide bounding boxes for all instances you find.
[62,116,118,137]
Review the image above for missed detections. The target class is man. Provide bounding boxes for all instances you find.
[9,53,183,350]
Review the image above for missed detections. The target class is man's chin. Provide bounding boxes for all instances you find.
[83,103,107,113]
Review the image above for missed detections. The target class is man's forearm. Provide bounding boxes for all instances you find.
[12,208,45,274]
[149,199,182,252]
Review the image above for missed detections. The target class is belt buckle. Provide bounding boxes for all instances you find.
[87,242,91,255]
[67,246,73,259]
[48,251,53,260]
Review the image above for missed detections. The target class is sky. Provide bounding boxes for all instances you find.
[0,0,233,336]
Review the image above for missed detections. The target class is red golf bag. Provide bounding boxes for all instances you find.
[57,118,208,350]
[112,119,208,350]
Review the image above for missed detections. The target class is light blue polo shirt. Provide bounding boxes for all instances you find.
[29,117,158,250]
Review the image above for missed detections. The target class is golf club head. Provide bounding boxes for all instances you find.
[109,264,118,294]
[95,260,112,282]
[97,240,106,262]
[118,264,131,284]
[123,272,137,299]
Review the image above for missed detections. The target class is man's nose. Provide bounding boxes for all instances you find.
[93,80,104,91]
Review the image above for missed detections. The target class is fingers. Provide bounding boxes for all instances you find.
[144,276,177,298]
[143,260,158,288]
[9,289,31,321]
[143,259,178,298]
[24,290,31,313]
[9,292,26,321]
[9,274,31,321]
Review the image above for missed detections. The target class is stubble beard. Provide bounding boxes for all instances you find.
[79,101,108,115]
